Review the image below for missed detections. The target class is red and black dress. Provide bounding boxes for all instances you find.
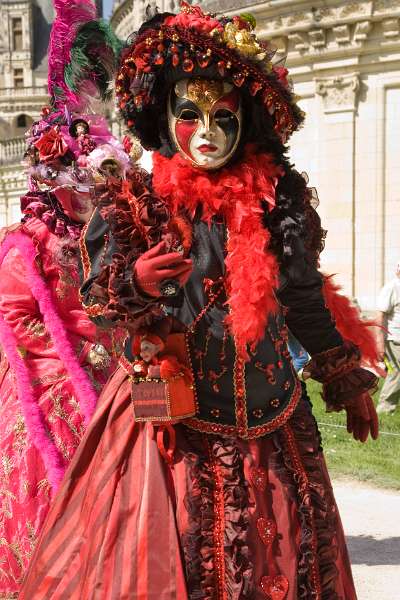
[20,154,377,600]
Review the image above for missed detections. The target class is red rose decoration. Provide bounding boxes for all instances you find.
[164,4,222,35]
[34,127,69,164]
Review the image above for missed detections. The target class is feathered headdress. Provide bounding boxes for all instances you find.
[49,0,123,111]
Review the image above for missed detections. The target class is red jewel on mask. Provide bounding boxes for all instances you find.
[172,53,180,67]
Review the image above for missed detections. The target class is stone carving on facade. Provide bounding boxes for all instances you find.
[258,2,374,36]
[339,2,373,18]
[287,32,309,51]
[255,0,400,40]
[375,0,400,13]
[308,28,326,48]
[333,24,352,44]
[354,20,373,40]
[382,17,400,36]
[315,73,361,114]
[267,20,374,58]
[112,0,193,39]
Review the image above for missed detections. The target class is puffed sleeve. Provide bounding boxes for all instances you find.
[277,246,343,354]
[277,234,377,411]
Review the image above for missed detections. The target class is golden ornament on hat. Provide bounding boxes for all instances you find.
[223,22,266,60]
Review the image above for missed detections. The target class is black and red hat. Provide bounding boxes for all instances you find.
[116,2,304,149]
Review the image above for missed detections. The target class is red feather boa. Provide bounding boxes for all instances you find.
[152,148,284,357]
[322,275,382,372]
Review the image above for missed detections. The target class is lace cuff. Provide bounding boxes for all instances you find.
[306,342,378,411]
[83,254,164,331]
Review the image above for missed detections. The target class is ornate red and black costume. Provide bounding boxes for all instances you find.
[21,5,380,599]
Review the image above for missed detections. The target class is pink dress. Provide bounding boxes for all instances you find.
[0,217,124,597]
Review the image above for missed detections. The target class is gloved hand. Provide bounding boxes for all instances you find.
[345,392,379,443]
[134,241,192,298]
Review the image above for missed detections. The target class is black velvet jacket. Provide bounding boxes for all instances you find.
[80,192,345,439]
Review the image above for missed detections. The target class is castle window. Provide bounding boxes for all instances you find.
[12,17,23,51]
[16,114,27,128]
[13,68,24,88]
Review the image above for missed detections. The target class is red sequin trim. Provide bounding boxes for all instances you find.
[207,438,228,600]
[257,517,277,548]
[233,349,248,437]
[261,575,289,600]
[185,379,301,440]
[249,467,267,492]
[185,330,199,412]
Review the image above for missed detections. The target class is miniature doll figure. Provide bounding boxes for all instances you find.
[70,118,97,157]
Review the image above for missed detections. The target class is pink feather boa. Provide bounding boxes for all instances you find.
[0,231,98,490]
[0,316,65,491]
[152,148,285,357]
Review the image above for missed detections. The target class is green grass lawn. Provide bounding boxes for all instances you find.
[307,379,400,490]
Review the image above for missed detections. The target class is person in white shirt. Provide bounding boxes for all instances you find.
[376,262,400,413]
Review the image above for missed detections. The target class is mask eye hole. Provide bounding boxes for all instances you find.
[178,109,199,122]
[214,109,234,125]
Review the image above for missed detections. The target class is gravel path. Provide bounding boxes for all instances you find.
[333,480,400,600]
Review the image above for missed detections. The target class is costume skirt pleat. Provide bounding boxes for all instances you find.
[20,367,357,600]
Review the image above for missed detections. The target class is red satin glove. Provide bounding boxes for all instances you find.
[345,392,379,443]
[134,241,192,298]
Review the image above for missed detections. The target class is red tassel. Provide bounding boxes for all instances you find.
[156,424,176,465]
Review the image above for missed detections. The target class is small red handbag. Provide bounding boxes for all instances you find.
[121,333,196,423]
